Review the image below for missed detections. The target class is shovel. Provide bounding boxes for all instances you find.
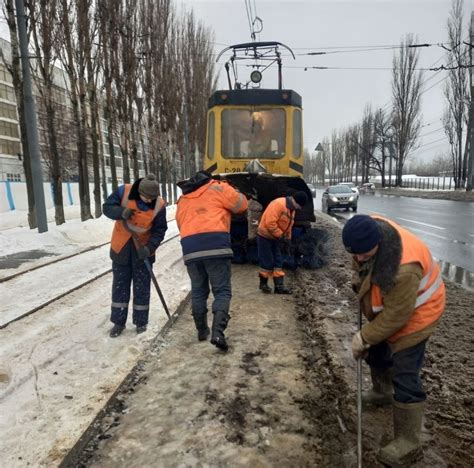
[122,220,171,320]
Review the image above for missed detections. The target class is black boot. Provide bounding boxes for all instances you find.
[363,367,393,407]
[259,274,272,293]
[210,310,229,351]
[274,276,292,294]
[109,324,125,338]
[193,313,210,341]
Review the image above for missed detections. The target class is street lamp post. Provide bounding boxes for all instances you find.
[315,142,325,185]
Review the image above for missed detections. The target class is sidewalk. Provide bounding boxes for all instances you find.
[74,265,321,467]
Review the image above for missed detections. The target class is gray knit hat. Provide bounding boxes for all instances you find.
[139,174,160,199]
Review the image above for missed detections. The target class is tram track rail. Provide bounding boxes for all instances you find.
[0,218,177,284]
[59,289,191,468]
[0,232,181,329]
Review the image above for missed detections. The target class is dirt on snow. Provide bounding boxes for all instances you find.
[69,217,473,468]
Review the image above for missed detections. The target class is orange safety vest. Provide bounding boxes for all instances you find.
[176,179,248,238]
[370,217,445,343]
[257,197,295,240]
[111,184,165,254]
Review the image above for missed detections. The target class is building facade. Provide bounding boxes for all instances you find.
[0,37,150,185]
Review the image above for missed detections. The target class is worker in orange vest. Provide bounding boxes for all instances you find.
[257,191,308,294]
[176,171,248,352]
[103,174,167,338]
[342,215,445,467]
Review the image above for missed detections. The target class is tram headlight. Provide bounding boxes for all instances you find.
[250,70,262,84]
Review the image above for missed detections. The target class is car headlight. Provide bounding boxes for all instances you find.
[330,196,338,202]
[349,196,355,201]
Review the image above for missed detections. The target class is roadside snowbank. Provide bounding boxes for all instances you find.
[0,204,189,467]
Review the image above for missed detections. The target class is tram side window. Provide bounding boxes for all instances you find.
[207,111,215,159]
[221,108,286,159]
[292,109,302,158]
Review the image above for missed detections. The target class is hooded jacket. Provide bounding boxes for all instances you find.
[103,178,168,265]
[353,218,445,352]
[257,197,296,240]
[176,172,248,265]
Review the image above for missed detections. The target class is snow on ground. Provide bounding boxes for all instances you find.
[0,204,189,467]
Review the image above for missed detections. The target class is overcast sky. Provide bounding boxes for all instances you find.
[181,0,472,163]
[1,1,471,164]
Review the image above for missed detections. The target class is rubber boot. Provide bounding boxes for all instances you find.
[193,313,210,341]
[274,276,292,294]
[210,310,229,351]
[377,401,424,467]
[259,274,272,294]
[109,324,125,338]
[362,367,393,408]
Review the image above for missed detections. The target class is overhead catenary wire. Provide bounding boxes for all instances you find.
[297,42,448,56]
[291,63,472,72]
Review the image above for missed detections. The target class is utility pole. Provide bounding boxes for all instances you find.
[467,12,474,191]
[15,0,48,232]
[183,100,191,178]
[388,138,394,188]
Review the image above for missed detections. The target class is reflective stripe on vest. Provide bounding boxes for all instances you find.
[415,267,443,309]
[369,217,445,341]
[371,253,442,314]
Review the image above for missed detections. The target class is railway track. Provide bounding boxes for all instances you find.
[59,289,191,468]
[0,217,177,284]
[0,231,181,329]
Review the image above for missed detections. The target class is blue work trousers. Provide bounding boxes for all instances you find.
[186,258,232,319]
[366,339,428,404]
[111,260,151,327]
[257,235,284,276]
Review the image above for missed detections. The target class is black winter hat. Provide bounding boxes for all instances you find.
[139,174,160,199]
[293,191,308,207]
[342,215,382,254]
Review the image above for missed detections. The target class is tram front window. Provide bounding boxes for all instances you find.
[221,109,286,159]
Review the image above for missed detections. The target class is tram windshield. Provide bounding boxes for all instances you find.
[221,108,286,159]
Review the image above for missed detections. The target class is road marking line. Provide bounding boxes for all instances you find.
[406,226,473,247]
[405,226,449,240]
[397,217,445,230]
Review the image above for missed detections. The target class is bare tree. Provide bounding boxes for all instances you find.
[443,107,459,180]
[3,0,36,228]
[98,0,120,191]
[373,108,393,186]
[358,105,377,182]
[466,16,473,191]
[391,34,423,186]
[56,0,92,221]
[29,0,65,225]
[80,0,102,218]
[443,0,469,188]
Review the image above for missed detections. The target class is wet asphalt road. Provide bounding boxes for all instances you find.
[314,189,473,289]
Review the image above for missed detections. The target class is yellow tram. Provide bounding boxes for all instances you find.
[200,41,317,266]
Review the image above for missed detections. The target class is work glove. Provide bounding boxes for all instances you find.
[137,245,150,260]
[122,207,135,220]
[351,331,370,360]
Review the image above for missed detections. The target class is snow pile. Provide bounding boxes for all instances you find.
[0,203,190,467]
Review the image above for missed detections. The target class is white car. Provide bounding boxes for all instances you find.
[339,182,359,198]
